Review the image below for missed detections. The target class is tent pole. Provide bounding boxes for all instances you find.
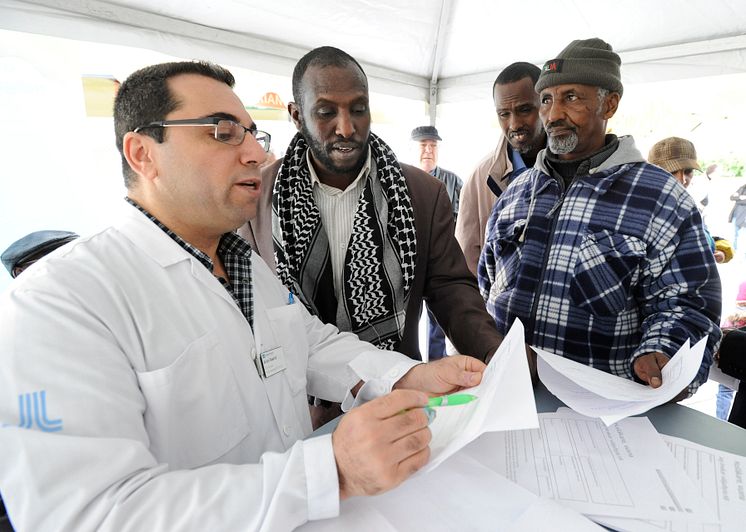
[429,81,439,126]
[427,0,452,126]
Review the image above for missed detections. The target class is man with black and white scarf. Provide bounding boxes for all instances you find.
[241,46,502,375]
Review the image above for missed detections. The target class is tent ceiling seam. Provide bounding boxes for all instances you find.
[15,0,431,90]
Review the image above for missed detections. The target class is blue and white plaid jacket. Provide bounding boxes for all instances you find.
[478,136,721,394]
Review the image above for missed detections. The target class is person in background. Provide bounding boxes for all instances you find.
[455,62,547,275]
[716,322,746,428]
[0,60,487,531]
[648,136,735,416]
[729,182,746,254]
[410,125,463,359]
[479,38,721,397]
[722,282,746,331]
[718,281,746,421]
[410,125,462,220]
[1,230,78,278]
[648,137,733,264]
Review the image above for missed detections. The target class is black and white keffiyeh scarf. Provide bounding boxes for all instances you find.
[272,132,417,350]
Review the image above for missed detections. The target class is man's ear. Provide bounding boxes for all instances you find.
[288,102,302,131]
[603,92,621,120]
[123,132,159,182]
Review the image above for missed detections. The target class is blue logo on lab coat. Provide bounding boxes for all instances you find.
[2,390,63,432]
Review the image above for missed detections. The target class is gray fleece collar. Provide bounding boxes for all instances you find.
[535,135,645,176]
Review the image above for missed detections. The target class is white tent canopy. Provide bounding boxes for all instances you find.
[2,0,746,120]
[2,0,746,298]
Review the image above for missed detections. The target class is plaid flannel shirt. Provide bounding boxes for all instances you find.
[478,137,721,394]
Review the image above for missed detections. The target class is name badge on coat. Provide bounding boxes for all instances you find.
[255,346,286,378]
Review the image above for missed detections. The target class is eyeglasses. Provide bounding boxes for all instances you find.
[133,118,271,152]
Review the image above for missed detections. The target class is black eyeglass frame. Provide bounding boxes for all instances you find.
[133,118,271,152]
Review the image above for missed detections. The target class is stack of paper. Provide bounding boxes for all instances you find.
[300,319,742,531]
[299,451,603,531]
[534,338,707,425]
[466,409,725,529]
[595,435,746,532]
[299,320,598,531]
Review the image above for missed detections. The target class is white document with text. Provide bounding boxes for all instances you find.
[299,450,603,532]
[420,317,538,474]
[462,409,715,522]
[535,338,706,425]
[594,434,745,532]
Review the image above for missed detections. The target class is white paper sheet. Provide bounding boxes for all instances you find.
[535,338,707,425]
[420,317,539,473]
[463,409,715,522]
[594,434,745,532]
[298,450,603,532]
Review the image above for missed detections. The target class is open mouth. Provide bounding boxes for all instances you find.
[333,143,360,154]
[510,132,529,142]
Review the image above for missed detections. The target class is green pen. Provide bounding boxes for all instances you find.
[427,393,478,407]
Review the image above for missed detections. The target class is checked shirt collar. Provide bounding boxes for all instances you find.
[125,197,254,328]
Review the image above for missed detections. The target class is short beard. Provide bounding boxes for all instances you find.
[509,127,546,155]
[299,124,368,176]
[514,142,537,155]
[548,130,578,154]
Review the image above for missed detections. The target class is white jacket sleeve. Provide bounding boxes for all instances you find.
[295,298,421,403]
[0,282,337,532]
[0,427,336,531]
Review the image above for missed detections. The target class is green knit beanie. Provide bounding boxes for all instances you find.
[535,37,623,96]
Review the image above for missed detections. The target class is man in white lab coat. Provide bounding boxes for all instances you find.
[0,61,486,532]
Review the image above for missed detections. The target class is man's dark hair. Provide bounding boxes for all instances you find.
[114,61,235,188]
[492,62,541,96]
[291,46,367,106]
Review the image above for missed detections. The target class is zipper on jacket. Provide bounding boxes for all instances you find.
[526,178,568,343]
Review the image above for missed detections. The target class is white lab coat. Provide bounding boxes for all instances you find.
[0,204,419,532]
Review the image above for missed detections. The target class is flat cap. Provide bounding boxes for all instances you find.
[410,125,442,141]
[2,230,79,276]
[648,137,701,174]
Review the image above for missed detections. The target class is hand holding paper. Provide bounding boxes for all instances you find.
[418,318,539,474]
[395,354,485,394]
[633,351,669,388]
[535,338,706,425]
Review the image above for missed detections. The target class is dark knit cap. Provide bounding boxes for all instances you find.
[535,37,623,96]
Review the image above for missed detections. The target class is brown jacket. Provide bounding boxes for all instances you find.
[454,135,513,275]
[240,158,503,362]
